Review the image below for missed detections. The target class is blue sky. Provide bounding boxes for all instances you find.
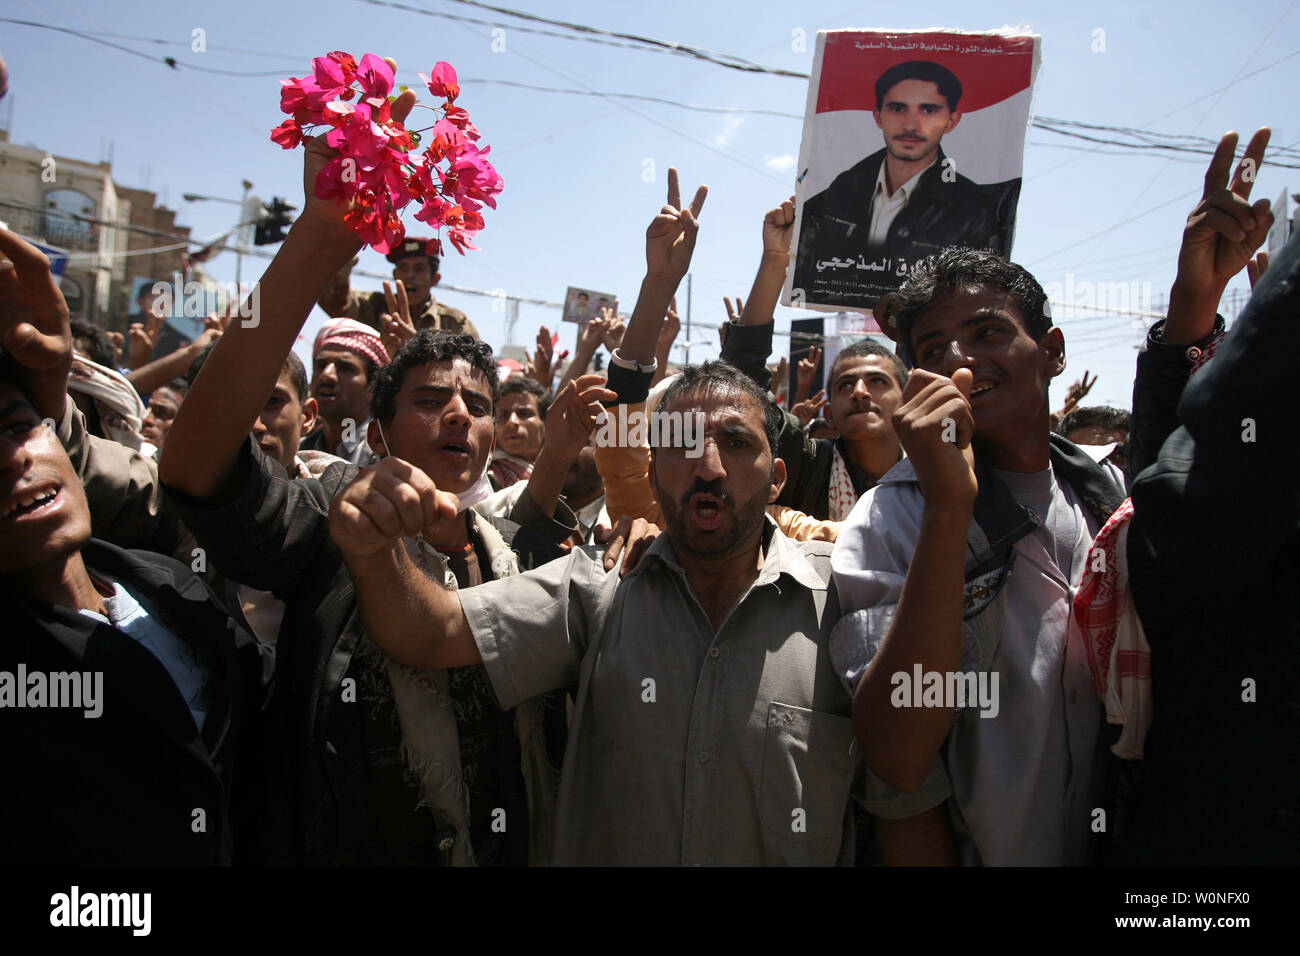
[3,0,1296,410]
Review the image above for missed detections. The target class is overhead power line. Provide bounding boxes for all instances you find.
[436,0,808,76]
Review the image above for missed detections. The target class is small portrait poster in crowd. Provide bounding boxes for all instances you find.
[785,28,1041,311]
[562,285,619,324]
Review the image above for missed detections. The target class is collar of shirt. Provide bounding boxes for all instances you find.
[873,154,937,205]
[574,494,606,532]
[627,515,826,593]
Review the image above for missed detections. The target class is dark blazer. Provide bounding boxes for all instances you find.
[0,539,266,865]
[793,147,1020,309]
[1123,226,1300,865]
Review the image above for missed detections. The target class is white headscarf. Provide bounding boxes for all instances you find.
[67,354,147,450]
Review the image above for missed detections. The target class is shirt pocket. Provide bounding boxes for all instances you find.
[759,702,857,859]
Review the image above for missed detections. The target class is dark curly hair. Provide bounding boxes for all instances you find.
[890,247,1051,367]
[371,330,498,423]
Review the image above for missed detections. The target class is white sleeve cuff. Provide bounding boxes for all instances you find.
[610,349,657,374]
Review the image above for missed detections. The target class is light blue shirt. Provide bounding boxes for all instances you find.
[80,579,212,732]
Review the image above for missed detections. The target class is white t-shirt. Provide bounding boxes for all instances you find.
[830,457,1125,865]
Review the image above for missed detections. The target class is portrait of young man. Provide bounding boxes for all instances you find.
[793,59,1020,310]
[787,30,1038,312]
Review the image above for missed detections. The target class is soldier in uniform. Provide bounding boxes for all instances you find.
[327,237,480,340]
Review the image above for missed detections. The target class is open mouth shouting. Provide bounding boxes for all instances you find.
[688,490,729,532]
[2,483,62,522]
[436,438,473,462]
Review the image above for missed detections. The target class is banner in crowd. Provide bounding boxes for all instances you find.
[785,27,1041,312]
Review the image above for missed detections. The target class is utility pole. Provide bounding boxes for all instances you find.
[236,179,253,289]
[685,272,692,367]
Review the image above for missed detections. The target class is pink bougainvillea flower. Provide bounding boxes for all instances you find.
[447,226,478,254]
[442,104,479,141]
[419,61,459,102]
[445,142,504,210]
[322,100,355,128]
[355,53,395,101]
[270,118,303,149]
[272,52,498,254]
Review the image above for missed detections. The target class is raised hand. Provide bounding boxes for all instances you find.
[1176,128,1273,297]
[762,195,796,257]
[892,368,977,510]
[791,389,828,427]
[105,330,125,367]
[544,373,616,461]
[578,312,610,355]
[527,325,555,383]
[794,345,822,403]
[602,313,627,352]
[724,295,745,323]
[645,167,708,281]
[658,299,681,350]
[772,356,788,401]
[1058,370,1096,418]
[0,227,72,419]
[328,455,458,561]
[1246,250,1270,290]
[379,279,417,356]
[125,320,158,370]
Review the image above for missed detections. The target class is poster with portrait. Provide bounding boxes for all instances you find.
[562,285,619,324]
[784,28,1041,312]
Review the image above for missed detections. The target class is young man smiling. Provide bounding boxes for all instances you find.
[830,248,1126,866]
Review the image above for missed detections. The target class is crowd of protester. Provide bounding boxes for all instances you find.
[1,109,1295,867]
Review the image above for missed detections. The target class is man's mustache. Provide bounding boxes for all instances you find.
[682,479,731,506]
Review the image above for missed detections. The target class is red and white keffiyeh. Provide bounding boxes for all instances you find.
[1073,498,1152,759]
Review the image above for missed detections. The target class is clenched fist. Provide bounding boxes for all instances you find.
[892,367,978,510]
[329,456,460,560]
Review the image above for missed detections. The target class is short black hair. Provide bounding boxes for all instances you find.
[155,377,189,399]
[891,248,1051,367]
[875,60,962,112]
[828,340,909,390]
[188,343,310,404]
[69,318,116,369]
[371,329,498,424]
[1060,405,1131,438]
[498,375,551,418]
[656,361,783,459]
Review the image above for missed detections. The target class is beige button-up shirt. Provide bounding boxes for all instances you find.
[458,519,862,865]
